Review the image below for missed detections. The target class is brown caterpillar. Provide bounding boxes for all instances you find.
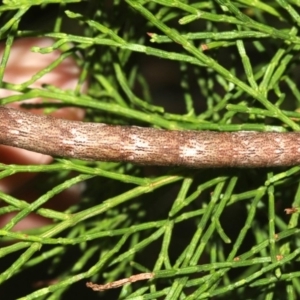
[1,106,300,168]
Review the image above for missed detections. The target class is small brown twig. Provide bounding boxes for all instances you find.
[284,207,298,214]
[86,272,154,292]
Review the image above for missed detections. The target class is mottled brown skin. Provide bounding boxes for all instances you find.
[1,106,300,168]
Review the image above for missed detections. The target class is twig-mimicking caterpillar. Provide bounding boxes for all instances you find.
[1,106,300,168]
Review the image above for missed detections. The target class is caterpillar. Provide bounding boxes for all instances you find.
[1,106,300,168]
